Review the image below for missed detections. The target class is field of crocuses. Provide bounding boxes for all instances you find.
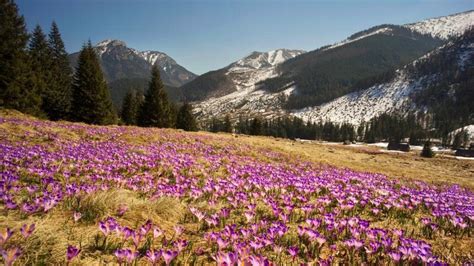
[0,111,473,265]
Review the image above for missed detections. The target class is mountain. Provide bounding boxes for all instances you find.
[260,25,443,109]
[69,40,197,107]
[293,28,474,126]
[191,10,473,123]
[180,49,304,102]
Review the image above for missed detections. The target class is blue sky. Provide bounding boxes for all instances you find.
[17,0,473,74]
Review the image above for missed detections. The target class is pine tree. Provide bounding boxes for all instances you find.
[46,21,72,120]
[209,117,220,133]
[176,102,197,131]
[71,41,116,125]
[250,117,263,135]
[121,90,139,125]
[138,65,172,127]
[421,140,435,158]
[169,102,178,128]
[0,0,42,115]
[29,25,51,115]
[223,115,232,133]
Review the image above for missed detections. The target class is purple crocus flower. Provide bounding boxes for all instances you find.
[1,247,21,266]
[175,239,188,252]
[73,212,82,222]
[114,248,138,264]
[145,249,161,265]
[0,228,14,245]
[66,245,81,262]
[116,204,128,217]
[20,224,35,238]
[161,249,178,266]
[99,221,108,235]
[153,226,163,238]
[389,251,402,261]
[5,200,17,209]
[288,246,299,258]
[173,225,184,236]
[212,251,238,266]
[247,255,272,266]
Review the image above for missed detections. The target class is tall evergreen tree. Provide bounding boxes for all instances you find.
[169,102,178,128]
[176,102,197,131]
[46,21,72,120]
[121,89,139,125]
[223,115,233,133]
[72,41,116,125]
[29,25,51,114]
[250,117,263,135]
[421,140,435,158]
[138,65,172,127]
[0,0,42,115]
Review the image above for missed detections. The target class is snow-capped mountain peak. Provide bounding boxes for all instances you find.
[137,50,176,66]
[230,49,305,70]
[405,10,474,40]
[96,39,126,47]
[224,49,304,92]
[95,39,129,56]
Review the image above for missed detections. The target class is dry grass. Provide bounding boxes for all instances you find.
[0,190,187,265]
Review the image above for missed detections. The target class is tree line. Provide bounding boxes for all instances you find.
[208,116,357,142]
[0,0,197,131]
[206,112,471,149]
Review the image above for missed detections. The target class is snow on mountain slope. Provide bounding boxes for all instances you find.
[450,125,474,142]
[96,39,128,56]
[194,49,304,117]
[230,49,304,70]
[137,50,171,66]
[226,49,304,91]
[137,50,196,83]
[194,85,295,119]
[292,33,474,125]
[193,49,304,118]
[405,10,474,40]
[291,71,426,125]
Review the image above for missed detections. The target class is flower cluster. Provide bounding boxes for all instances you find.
[0,116,473,264]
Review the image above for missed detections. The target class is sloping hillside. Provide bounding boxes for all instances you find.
[261,25,442,109]
[293,28,474,125]
[180,49,304,101]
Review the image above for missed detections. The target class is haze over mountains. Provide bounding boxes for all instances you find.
[67,10,473,125]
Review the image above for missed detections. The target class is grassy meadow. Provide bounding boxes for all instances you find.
[0,109,473,265]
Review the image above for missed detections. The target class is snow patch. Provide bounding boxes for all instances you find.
[137,50,173,66]
[449,125,474,141]
[405,10,474,40]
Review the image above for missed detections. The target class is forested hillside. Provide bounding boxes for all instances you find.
[260,26,443,109]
